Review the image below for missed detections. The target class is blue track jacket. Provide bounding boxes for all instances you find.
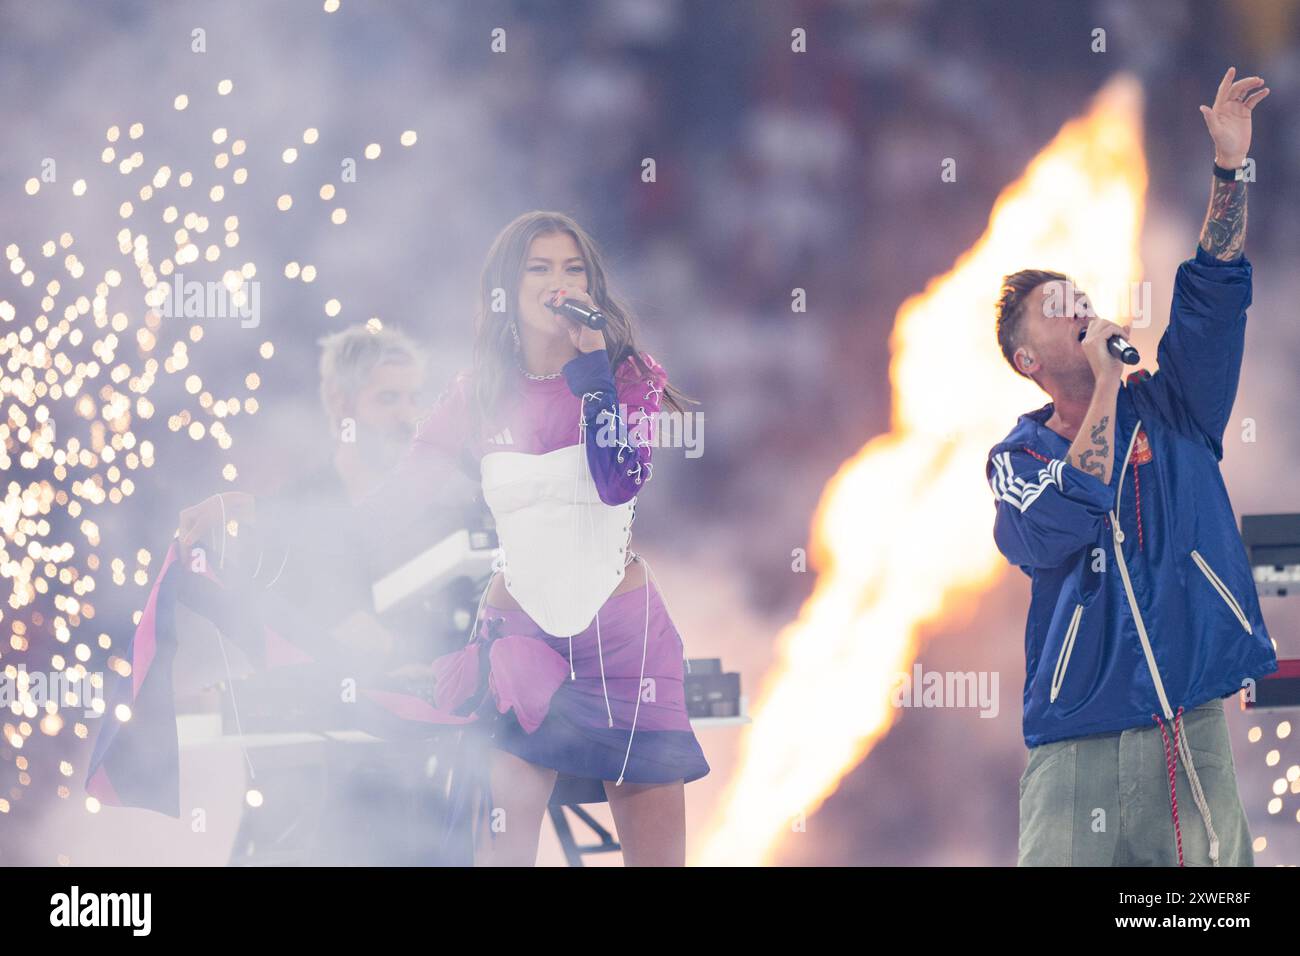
[987,245,1278,748]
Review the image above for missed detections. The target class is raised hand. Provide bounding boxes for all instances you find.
[1200,66,1269,168]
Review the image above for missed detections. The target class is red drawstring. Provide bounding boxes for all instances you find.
[1021,445,1051,464]
[1152,706,1187,867]
[1134,462,1143,551]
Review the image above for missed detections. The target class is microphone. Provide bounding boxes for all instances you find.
[1078,328,1140,365]
[547,294,607,331]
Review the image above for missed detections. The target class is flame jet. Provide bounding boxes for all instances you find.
[697,75,1148,866]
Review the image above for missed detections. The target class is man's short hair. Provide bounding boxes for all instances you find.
[317,324,425,415]
[995,269,1069,378]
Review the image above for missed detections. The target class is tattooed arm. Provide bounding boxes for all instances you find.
[1066,379,1119,485]
[1065,317,1127,484]
[1199,176,1247,262]
[1198,65,1268,261]
[1120,67,1269,458]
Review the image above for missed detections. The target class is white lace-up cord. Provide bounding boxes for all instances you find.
[1175,714,1221,865]
[625,399,653,487]
[571,392,595,679]
[614,551,651,786]
[569,403,583,681]
[576,390,614,718]
[590,395,616,726]
[474,560,502,646]
[593,607,615,727]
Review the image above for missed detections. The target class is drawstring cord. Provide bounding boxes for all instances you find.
[1176,710,1220,865]
[1152,711,1185,867]
[576,390,616,724]
[1133,462,1144,552]
[481,557,503,645]
[612,552,650,785]
[1152,706,1220,867]
[574,390,599,683]
[594,609,614,727]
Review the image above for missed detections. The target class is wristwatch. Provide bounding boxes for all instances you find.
[1213,160,1247,182]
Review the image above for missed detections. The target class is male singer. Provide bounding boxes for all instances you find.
[986,68,1276,866]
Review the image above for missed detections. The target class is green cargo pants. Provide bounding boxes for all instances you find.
[1018,698,1254,866]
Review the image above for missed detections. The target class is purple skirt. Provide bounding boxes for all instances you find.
[432,573,709,811]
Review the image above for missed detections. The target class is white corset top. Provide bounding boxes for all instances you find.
[480,443,637,637]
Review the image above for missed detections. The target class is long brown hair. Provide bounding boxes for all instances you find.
[467,210,697,439]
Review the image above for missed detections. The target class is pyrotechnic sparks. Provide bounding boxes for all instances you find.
[1,36,420,839]
[696,74,1149,865]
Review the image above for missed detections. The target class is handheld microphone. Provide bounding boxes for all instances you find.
[1078,328,1140,365]
[547,295,607,331]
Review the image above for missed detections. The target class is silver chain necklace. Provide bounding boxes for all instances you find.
[515,357,563,381]
[511,317,565,380]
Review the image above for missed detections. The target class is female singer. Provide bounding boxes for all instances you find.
[180,210,709,866]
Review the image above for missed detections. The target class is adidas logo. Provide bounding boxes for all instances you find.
[488,428,515,445]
